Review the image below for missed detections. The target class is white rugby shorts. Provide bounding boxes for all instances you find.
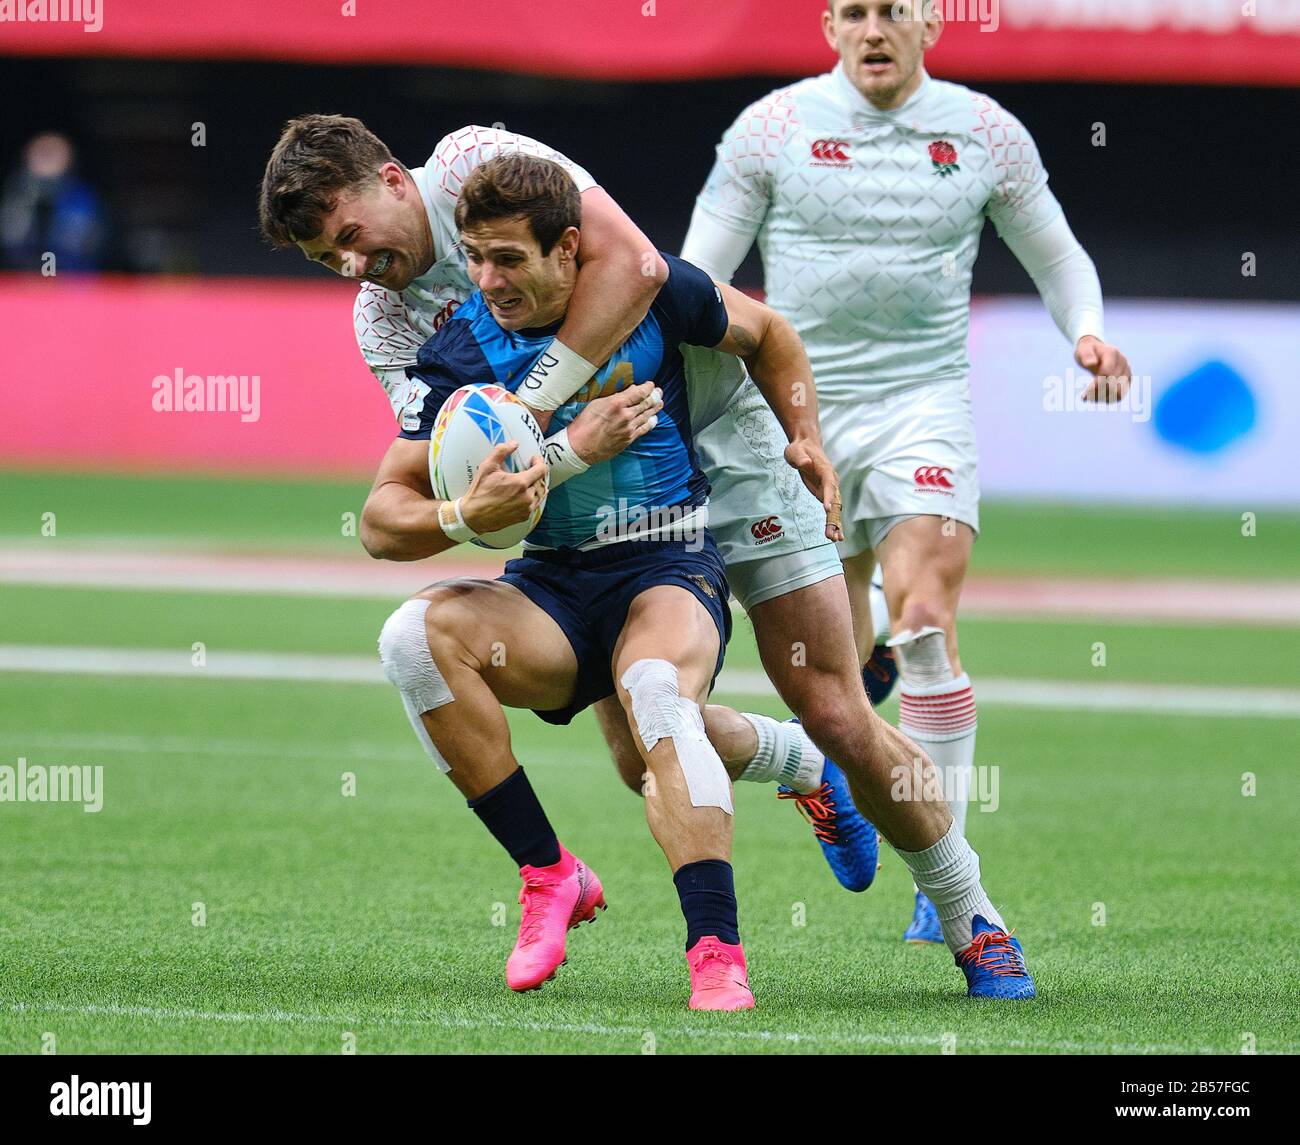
[819,379,980,558]
[694,381,843,611]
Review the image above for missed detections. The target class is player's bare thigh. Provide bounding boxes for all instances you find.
[610,584,720,706]
[874,515,975,669]
[746,574,863,713]
[413,577,578,711]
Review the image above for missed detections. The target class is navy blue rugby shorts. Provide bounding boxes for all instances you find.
[497,532,732,726]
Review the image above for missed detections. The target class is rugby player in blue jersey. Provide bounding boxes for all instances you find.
[360,152,1033,1009]
[264,116,1036,1008]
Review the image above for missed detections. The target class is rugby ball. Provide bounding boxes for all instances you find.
[429,384,548,549]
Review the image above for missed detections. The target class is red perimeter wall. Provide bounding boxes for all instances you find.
[2,274,396,476]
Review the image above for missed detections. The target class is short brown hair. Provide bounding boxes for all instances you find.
[258,114,396,247]
[453,153,581,255]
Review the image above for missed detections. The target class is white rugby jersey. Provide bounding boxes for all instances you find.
[689,65,1101,400]
[353,126,596,419]
[354,124,748,433]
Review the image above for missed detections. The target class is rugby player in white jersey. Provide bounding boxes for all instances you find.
[259,114,1037,999]
[682,0,1134,943]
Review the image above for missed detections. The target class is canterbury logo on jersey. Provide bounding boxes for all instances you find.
[810,139,851,166]
[750,515,785,544]
[914,466,955,491]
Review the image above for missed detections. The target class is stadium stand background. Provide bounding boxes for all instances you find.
[2,55,1296,300]
[3,2,1297,499]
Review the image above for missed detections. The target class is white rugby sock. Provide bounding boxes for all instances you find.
[737,714,825,793]
[868,574,891,644]
[895,820,1005,953]
[899,673,976,836]
[891,628,977,837]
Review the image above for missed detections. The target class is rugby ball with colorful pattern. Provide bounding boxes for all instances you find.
[429,384,548,549]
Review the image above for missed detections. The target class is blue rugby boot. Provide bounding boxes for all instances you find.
[903,890,944,944]
[863,572,898,706]
[955,914,1036,999]
[862,645,899,707]
[777,755,879,892]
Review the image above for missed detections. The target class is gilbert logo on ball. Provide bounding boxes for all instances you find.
[429,384,549,549]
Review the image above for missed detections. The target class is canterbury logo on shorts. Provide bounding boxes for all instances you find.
[913,465,955,492]
[749,515,785,544]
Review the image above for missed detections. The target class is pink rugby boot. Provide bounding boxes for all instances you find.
[686,936,755,1011]
[506,845,606,992]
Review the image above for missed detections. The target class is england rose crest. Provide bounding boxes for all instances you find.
[929,140,960,177]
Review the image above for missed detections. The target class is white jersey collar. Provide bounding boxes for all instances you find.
[404,163,468,300]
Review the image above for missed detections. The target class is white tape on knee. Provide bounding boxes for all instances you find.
[620,659,733,814]
[887,625,953,688]
[378,598,455,773]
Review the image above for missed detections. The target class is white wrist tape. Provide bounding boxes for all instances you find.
[437,498,477,544]
[518,340,597,412]
[542,428,592,488]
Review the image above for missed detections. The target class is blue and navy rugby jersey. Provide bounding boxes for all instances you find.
[400,253,730,550]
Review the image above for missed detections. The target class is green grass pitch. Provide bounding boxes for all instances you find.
[1,472,1298,1054]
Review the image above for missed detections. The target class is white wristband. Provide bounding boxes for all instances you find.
[438,498,478,544]
[518,340,597,412]
[542,428,592,488]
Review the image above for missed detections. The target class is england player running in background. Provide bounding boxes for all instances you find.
[683,0,1133,943]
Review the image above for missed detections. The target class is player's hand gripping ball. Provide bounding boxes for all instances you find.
[429,384,549,548]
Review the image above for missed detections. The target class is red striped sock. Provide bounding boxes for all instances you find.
[899,673,977,836]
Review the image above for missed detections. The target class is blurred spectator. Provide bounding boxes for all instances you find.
[1,133,107,272]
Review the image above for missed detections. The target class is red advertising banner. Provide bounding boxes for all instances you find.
[1,274,394,476]
[1,0,1298,86]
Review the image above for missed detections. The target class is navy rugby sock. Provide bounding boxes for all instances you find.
[673,859,741,949]
[468,767,561,870]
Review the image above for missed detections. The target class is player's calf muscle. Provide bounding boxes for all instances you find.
[593,697,646,793]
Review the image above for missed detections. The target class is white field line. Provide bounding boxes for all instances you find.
[3,547,1299,626]
[8,1001,1267,1055]
[3,730,601,769]
[2,644,1299,718]
[3,730,405,762]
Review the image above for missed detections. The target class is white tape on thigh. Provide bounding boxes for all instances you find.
[379,598,455,773]
[620,659,733,814]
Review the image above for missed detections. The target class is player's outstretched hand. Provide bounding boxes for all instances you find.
[461,442,548,534]
[1076,335,1133,404]
[784,438,844,543]
[566,381,664,465]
